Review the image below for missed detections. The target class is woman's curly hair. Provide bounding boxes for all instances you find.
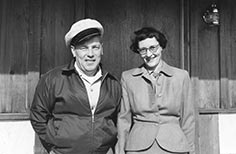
[130,27,167,53]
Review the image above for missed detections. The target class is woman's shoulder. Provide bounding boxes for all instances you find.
[165,63,189,77]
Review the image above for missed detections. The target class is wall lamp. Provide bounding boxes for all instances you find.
[203,4,220,26]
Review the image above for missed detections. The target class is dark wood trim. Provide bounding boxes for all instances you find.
[0,113,29,121]
[180,0,185,69]
[199,108,236,114]
[184,0,191,72]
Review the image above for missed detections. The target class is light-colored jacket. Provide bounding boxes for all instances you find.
[116,61,195,154]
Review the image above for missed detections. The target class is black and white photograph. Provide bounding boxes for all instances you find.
[0,0,236,154]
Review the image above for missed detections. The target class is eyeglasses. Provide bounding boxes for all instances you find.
[137,44,160,56]
[77,44,102,53]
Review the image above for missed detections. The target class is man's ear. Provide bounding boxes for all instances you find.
[101,48,103,55]
[70,45,76,57]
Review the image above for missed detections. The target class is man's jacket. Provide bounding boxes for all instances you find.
[30,60,121,154]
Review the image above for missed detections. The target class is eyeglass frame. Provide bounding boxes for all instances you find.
[137,44,161,56]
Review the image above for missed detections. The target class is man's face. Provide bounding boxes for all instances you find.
[71,36,103,76]
[138,37,163,70]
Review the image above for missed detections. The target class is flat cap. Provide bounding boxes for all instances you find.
[65,18,104,47]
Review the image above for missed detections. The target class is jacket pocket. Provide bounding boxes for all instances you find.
[45,115,90,147]
[156,123,191,153]
[96,118,118,146]
[125,123,158,151]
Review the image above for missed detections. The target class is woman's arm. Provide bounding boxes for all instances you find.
[115,74,132,154]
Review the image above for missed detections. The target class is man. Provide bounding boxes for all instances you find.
[30,18,121,154]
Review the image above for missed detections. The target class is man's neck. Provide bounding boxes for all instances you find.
[83,69,98,77]
[74,63,99,77]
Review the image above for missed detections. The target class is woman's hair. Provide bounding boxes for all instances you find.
[130,27,167,53]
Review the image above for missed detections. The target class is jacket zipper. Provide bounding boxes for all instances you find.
[91,109,95,153]
[92,113,95,123]
[91,72,108,153]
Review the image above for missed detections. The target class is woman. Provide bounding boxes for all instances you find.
[116,27,195,154]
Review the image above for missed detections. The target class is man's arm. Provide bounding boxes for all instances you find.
[30,75,54,152]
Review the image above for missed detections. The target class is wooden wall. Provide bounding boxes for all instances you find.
[85,0,182,79]
[190,0,236,153]
[1,0,236,154]
[219,0,236,109]
[0,0,40,119]
[190,0,236,111]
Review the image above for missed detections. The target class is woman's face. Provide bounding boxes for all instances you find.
[138,37,163,70]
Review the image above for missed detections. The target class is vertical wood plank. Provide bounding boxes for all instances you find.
[40,0,75,74]
[28,0,42,73]
[0,75,26,112]
[0,0,7,73]
[190,0,221,153]
[75,0,85,20]
[184,0,191,72]
[86,0,181,79]
[0,0,7,112]
[86,0,141,79]
[8,0,30,74]
[0,0,11,74]
[27,0,42,110]
[190,0,220,110]
[40,0,56,73]
[1,0,30,74]
[0,0,32,113]
[198,114,220,154]
[228,0,236,108]
[54,0,74,67]
[220,0,236,109]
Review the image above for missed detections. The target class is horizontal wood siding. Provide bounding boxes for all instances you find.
[0,0,40,114]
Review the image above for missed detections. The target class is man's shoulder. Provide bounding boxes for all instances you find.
[172,66,189,77]
[166,65,190,82]
[41,64,67,80]
[105,71,120,83]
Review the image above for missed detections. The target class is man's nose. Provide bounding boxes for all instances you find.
[87,49,94,56]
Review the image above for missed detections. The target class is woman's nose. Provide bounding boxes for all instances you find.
[146,49,153,57]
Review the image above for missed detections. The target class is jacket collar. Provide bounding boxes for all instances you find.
[131,60,173,77]
[62,58,76,72]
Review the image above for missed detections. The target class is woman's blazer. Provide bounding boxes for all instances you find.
[116,61,195,154]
